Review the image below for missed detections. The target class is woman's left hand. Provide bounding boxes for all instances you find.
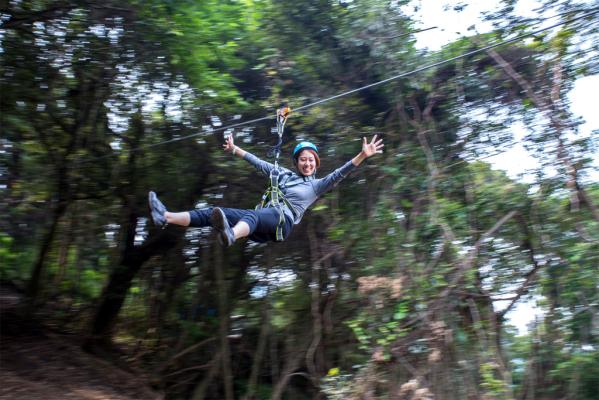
[362,135,384,158]
[223,134,236,153]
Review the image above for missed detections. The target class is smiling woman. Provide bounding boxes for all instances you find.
[148,133,384,247]
[293,141,320,176]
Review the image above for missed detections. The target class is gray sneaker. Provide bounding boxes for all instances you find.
[211,207,235,247]
[148,191,167,228]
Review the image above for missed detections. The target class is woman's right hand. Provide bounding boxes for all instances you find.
[223,135,235,153]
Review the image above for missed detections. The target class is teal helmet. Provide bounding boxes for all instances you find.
[293,141,318,158]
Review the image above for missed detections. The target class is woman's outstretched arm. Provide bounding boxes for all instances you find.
[223,134,281,176]
[313,135,384,196]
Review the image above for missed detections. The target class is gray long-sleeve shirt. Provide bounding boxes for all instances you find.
[244,152,357,224]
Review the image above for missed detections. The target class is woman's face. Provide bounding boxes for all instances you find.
[296,150,317,176]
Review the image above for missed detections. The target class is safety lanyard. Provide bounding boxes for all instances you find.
[257,107,291,241]
[269,107,291,206]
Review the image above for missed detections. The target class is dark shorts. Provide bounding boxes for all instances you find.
[188,207,294,243]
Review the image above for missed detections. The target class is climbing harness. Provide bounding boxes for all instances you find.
[256,107,293,241]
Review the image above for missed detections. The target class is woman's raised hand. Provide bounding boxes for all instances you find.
[362,135,384,158]
[223,135,235,153]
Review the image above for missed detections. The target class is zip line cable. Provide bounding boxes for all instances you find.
[292,7,598,112]
[77,7,599,164]
[372,25,437,40]
[77,27,437,163]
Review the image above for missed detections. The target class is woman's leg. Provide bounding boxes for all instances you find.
[158,204,266,246]
[215,207,287,244]
[248,207,293,242]
[151,193,255,242]
[188,207,255,243]
[165,211,190,226]
[233,221,250,240]
[212,208,257,245]
[149,191,190,226]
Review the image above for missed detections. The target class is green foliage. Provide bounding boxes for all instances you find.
[550,351,599,400]
[135,0,249,107]
[78,269,106,299]
[0,233,20,281]
[270,282,311,329]
[1,1,597,399]
[480,362,510,399]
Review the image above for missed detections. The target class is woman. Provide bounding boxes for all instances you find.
[148,134,384,246]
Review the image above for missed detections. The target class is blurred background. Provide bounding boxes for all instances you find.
[1,0,598,399]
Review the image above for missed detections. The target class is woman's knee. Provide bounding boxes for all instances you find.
[239,214,258,233]
[189,208,212,227]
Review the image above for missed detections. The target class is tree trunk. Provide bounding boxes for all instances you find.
[55,210,75,288]
[306,223,324,386]
[85,229,181,348]
[214,244,234,400]
[191,351,222,400]
[271,336,310,400]
[242,299,271,400]
[25,200,67,309]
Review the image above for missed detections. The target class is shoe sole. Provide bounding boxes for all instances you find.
[148,191,166,227]
[211,208,229,246]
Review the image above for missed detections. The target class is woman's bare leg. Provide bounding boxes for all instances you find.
[233,221,250,240]
[165,211,190,226]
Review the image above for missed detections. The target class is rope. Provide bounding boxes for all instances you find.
[75,7,598,164]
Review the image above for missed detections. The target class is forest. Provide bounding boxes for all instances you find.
[1,0,598,399]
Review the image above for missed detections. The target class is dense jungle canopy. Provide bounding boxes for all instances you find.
[1,0,598,399]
